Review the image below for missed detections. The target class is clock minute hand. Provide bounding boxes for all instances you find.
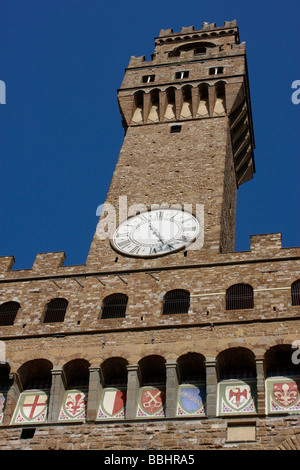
[148,222,165,244]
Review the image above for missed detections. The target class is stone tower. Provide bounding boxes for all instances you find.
[87,20,254,270]
[0,21,299,450]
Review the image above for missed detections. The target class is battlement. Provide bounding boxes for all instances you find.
[0,252,68,278]
[250,233,283,253]
[157,20,238,39]
[0,233,299,280]
[127,21,242,69]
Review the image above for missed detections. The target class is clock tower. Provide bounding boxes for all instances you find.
[87,20,255,270]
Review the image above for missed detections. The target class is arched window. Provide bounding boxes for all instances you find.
[58,359,90,422]
[213,81,226,115]
[162,289,190,315]
[292,280,300,306]
[0,301,20,326]
[168,41,216,58]
[131,91,144,124]
[147,89,160,122]
[216,348,257,416]
[11,359,53,426]
[101,357,128,387]
[226,284,254,310]
[98,357,128,420]
[265,345,300,415]
[180,85,193,119]
[43,298,68,323]
[197,83,209,117]
[137,355,166,418]
[164,87,176,120]
[101,294,128,319]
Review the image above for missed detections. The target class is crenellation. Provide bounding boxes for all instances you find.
[158,20,238,39]
[31,251,66,274]
[0,256,15,276]
[250,233,283,253]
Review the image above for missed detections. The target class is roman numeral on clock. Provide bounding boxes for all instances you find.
[117,240,131,249]
[130,245,141,254]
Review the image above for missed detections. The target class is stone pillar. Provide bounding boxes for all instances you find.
[86,367,103,421]
[143,93,151,123]
[165,361,179,418]
[256,359,266,416]
[191,87,199,118]
[3,373,22,426]
[48,367,66,423]
[175,88,183,120]
[159,90,167,121]
[205,358,217,417]
[125,365,141,420]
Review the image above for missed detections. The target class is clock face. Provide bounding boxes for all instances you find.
[112,208,200,258]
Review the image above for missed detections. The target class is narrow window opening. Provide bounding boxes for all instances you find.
[292,280,300,306]
[142,74,155,83]
[194,47,206,55]
[175,70,189,79]
[20,428,36,440]
[170,125,181,134]
[209,67,224,75]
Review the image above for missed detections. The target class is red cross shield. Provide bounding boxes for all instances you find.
[22,392,48,420]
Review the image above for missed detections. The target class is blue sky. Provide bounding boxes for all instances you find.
[1,0,299,269]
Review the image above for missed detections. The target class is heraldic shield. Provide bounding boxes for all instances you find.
[58,389,88,421]
[267,378,300,414]
[218,380,256,415]
[97,388,126,420]
[11,390,49,424]
[177,384,206,416]
[137,386,166,418]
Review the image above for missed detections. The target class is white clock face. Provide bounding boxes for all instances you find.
[112,208,200,258]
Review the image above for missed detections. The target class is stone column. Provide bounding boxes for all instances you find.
[3,373,22,425]
[125,365,141,420]
[159,90,167,121]
[165,361,179,418]
[256,359,266,416]
[143,93,151,123]
[86,367,103,421]
[175,88,183,120]
[205,358,217,417]
[48,367,66,423]
[191,86,199,118]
